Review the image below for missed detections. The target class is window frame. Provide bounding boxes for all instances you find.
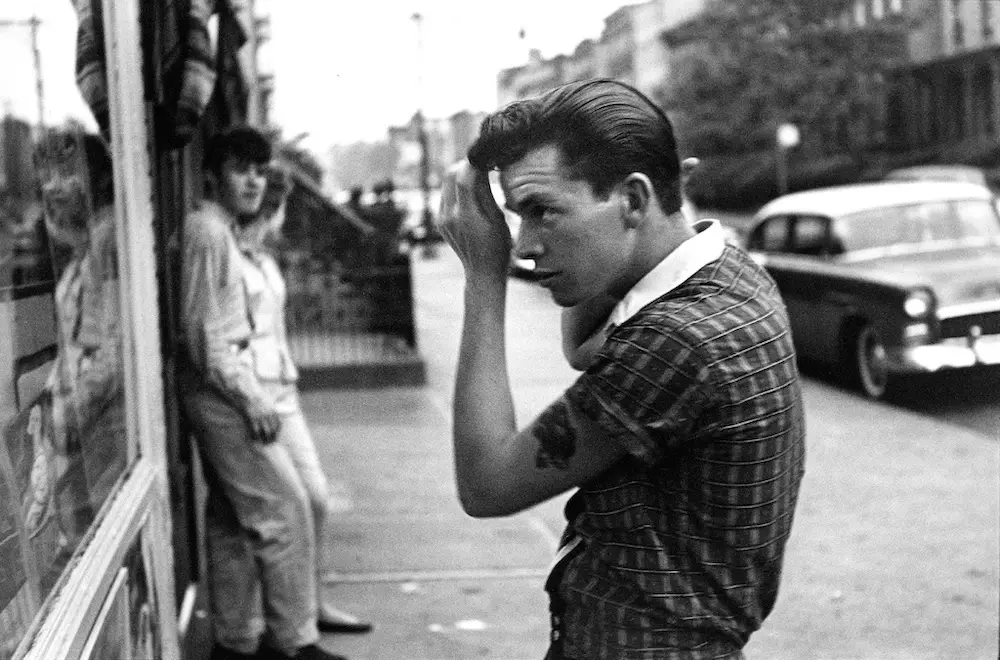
[749,214,837,257]
[17,0,179,658]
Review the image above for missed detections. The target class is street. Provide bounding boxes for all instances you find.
[305,247,999,660]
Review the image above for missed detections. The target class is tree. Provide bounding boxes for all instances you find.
[660,0,915,159]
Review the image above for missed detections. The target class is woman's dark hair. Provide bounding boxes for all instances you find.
[82,133,113,206]
[467,79,682,214]
[205,124,272,177]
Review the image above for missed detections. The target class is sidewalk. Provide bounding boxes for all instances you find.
[303,248,577,660]
[303,248,999,660]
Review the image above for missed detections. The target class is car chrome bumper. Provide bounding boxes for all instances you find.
[888,333,1000,373]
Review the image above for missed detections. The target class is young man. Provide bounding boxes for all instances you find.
[179,125,363,660]
[437,79,806,659]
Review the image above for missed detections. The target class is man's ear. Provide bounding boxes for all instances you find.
[618,173,653,228]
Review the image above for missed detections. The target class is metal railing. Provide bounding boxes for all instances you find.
[275,183,424,386]
[282,258,418,366]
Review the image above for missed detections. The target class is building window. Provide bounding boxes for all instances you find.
[868,72,888,144]
[917,76,940,144]
[974,65,994,134]
[946,71,966,139]
[984,0,995,39]
[886,85,906,147]
[953,0,965,47]
[855,0,868,25]
[872,0,885,20]
[889,0,903,12]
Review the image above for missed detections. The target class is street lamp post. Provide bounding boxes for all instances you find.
[0,15,44,129]
[775,122,800,197]
[411,11,436,258]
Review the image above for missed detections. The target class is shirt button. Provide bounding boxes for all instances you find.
[551,630,561,641]
[552,615,561,625]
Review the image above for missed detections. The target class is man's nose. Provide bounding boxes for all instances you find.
[513,226,543,260]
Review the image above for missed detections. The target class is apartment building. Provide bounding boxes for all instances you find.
[496,0,708,106]
[882,0,1000,154]
[496,0,1000,165]
[387,110,488,190]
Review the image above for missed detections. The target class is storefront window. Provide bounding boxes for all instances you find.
[79,536,160,660]
[1,3,133,656]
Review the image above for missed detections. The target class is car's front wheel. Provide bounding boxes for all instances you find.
[844,322,890,399]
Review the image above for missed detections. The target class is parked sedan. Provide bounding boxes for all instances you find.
[747,180,1000,398]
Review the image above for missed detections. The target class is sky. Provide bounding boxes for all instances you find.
[261,0,630,151]
[0,0,630,153]
[0,0,96,130]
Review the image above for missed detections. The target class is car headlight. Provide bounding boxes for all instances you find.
[904,289,934,318]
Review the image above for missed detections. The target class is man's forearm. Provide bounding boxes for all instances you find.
[208,348,274,415]
[452,277,516,509]
[184,320,274,416]
[208,358,274,415]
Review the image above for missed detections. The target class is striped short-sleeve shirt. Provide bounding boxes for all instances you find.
[537,241,806,660]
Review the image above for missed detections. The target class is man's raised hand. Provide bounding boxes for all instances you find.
[437,160,511,278]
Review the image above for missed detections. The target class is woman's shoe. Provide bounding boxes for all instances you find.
[317,607,373,634]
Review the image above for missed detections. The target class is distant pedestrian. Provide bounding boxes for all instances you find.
[437,79,806,659]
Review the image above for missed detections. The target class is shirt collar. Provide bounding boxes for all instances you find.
[200,198,238,228]
[608,219,726,329]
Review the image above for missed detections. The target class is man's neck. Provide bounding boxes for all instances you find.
[617,211,694,297]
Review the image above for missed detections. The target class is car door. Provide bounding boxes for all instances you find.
[749,214,838,361]
[784,215,844,359]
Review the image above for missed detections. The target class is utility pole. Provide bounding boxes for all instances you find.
[30,15,43,127]
[0,15,45,128]
[411,11,436,258]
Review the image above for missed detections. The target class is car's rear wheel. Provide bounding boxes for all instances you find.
[844,322,890,399]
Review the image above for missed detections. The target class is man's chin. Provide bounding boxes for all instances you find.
[549,288,580,308]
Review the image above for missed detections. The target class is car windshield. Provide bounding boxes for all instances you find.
[835,199,1000,256]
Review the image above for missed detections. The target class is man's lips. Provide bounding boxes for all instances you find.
[526,269,559,286]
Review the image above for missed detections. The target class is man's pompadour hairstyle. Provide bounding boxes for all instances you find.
[467,78,683,214]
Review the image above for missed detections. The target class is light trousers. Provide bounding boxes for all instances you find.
[183,384,329,656]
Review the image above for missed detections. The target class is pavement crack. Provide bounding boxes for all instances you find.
[323,567,549,584]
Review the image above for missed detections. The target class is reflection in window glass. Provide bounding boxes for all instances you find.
[1,3,131,657]
[953,199,1000,241]
[837,199,1000,253]
[79,535,161,660]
